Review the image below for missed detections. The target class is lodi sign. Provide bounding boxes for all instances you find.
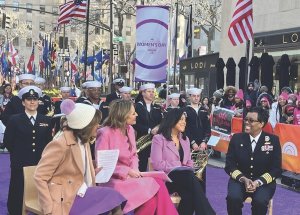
[254,31,300,47]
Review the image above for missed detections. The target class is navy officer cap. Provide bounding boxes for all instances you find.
[18,86,42,100]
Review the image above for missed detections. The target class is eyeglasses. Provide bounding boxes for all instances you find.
[244,117,260,123]
[260,100,268,103]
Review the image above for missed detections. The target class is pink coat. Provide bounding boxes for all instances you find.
[150,134,194,174]
[95,125,159,213]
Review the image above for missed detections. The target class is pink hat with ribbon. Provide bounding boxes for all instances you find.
[235,89,244,100]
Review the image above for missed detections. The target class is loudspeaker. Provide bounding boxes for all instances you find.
[120,65,128,73]
[59,36,68,49]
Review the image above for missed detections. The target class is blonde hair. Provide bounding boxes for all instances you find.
[103,99,132,130]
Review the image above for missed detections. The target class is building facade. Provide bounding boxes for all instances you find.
[219,0,300,94]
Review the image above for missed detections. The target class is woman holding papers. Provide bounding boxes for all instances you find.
[150,108,215,215]
[96,100,178,215]
[34,99,126,215]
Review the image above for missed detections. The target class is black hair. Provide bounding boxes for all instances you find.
[248,106,269,127]
[157,108,186,141]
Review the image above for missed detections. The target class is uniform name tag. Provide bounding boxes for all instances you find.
[39,123,49,127]
[261,145,273,151]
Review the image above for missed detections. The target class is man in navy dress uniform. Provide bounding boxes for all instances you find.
[1,74,35,126]
[4,86,53,215]
[133,83,162,171]
[225,107,282,215]
[105,78,125,104]
[35,77,52,115]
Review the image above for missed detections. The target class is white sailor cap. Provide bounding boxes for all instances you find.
[18,74,36,81]
[34,77,46,84]
[113,78,125,85]
[140,83,155,91]
[85,81,102,88]
[119,86,133,93]
[82,82,88,89]
[187,88,202,95]
[60,87,71,92]
[168,93,180,99]
[18,86,42,100]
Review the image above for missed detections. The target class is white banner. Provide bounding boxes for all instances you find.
[135,6,169,82]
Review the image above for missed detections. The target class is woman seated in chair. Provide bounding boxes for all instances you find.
[150,108,215,215]
[96,99,178,215]
[34,99,126,215]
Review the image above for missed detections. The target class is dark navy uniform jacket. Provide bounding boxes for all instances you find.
[1,96,24,126]
[225,132,282,185]
[53,100,62,133]
[4,113,53,169]
[133,100,162,138]
[37,94,52,115]
[106,92,120,104]
[184,105,211,145]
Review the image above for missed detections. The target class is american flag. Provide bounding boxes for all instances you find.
[228,0,253,46]
[58,0,87,26]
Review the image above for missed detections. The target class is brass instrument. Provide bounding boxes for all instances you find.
[136,134,152,153]
[191,149,213,181]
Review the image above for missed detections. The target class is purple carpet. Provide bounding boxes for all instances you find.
[1,153,300,215]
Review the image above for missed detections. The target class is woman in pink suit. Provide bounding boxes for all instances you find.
[150,108,215,215]
[96,100,178,215]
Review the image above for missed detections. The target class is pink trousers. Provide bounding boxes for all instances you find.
[135,178,178,215]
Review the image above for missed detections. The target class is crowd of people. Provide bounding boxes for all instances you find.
[0,74,291,215]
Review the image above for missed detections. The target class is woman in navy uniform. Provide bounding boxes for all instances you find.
[4,86,53,215]
[133,83,163,171]
[1,74,35,126]
[225,107,282,215]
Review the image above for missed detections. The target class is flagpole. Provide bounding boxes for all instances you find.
[172,0,179,87]
[242,39,250,129]
[83,0,91,82]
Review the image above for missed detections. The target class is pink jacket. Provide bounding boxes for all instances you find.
[95,125,159,213]
[150,133,194,174]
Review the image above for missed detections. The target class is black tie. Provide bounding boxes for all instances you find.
[30,116,35,125]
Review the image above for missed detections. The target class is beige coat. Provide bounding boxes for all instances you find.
[34,130,95,215]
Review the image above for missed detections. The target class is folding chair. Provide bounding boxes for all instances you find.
[147,158,181,207]
[22,165,43,215]
[245,197,273,215]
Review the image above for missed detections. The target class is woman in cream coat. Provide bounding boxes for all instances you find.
[34,99,126,215]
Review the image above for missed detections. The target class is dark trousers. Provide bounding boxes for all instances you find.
[8,168,24,215]
[166,170,215,215]
[226,178,276,215]
[138,145,151,172]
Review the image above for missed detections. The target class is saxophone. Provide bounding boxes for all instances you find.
[191,149,213,181]
[136,134,153,153]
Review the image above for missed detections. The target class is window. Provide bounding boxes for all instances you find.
[13,37,19,46]
[70,40,76,49]
[26,38,32,47]
[0,0,5,6]
[125,43,131,52]
[126,26,131,36]
[101,9,105,17]
[52,23,57,31]
[194,26,201,39]
[95,27,100,35]
[52,6,58,14]
[39,22,45,31]
[12,20,19,28]
[40,5,45,14]
[13,1,19,12]
[114,25,119,35]
[95,13,100,21]
[26,21,32,30]
[71,26,76,32]
[26,3,32,13]
[126,13,131,19]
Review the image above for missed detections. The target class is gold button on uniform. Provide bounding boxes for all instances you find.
[32,149,35,152]
[250,173,253,175]
[32,130,35,133]
[251,157,253,160]
[32,143,35,146]
[33,137,36,139]
[250,166,253,168]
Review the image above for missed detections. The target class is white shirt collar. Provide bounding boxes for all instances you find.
[249,131,262,143]
[25,111,37,120]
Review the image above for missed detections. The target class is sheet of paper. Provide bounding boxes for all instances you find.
[207,135,221,146]
[96,150,119,183]
[140,171,173,182]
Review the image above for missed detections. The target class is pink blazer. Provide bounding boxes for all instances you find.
[150,133,194,174]
[95,125,159,213]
